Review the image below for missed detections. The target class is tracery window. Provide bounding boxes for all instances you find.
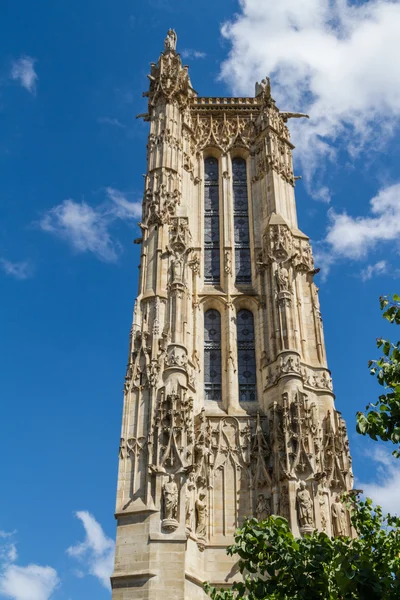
[237,309,256,402]
[232,158,251,283]
[204,157,220,283]
[204,309,222,401]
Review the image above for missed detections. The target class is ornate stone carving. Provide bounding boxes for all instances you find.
[296,481,314,533]
[293,238,314,272]
[185,472,196,534]
[276,263,290,292]
[195,491,208,545]
[146,33,194,110]
[169,217,192,254]
[162,474,179,531]
[278,485,290,521]
[146,359,160,388]
[255,76,271,100]
[250,413,271,490]
[322,411,351,491]
[165,344,188,369]
[256,493,270,521]
[263,223,293,264]
[192,114,256,153]
[152,296,160,336]
[265,356,333,392]
[318,486,329,533]
[192,349,201,372]
[188,252,200,274]
[252,155,268,183]
[124,330,151,392]
[224,249,232,274]
[331,495,347,537]
[150,386,194,471]
[143,181,181,226]
[164,28,177,53]
[194,409,212,487]
[147,129,183,154]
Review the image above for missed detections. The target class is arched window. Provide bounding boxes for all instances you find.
[237,309,256,402]
[204,309,222,401]
[204,157,220,283]
[232,158,251,283]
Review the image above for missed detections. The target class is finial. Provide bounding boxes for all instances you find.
[164,28,177,53]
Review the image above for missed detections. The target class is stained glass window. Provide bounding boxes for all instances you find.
[237,309,256,402]
[233,158,251,284]
[204,157,220,283]
[204,309,222,401]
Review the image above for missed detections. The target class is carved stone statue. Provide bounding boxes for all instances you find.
[318,490,328,532]
[331,495,347,537]
[171,254,184,283]
[296,481,314,530]
[185,473,196,533]
[162,475,179,530]
[164,28,177,53]
[255,77,271,99]
[256,494,270,521]
[276,264,289,292]
[195,492,207,539]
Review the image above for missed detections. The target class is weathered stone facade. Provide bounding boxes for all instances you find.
[111,29,354,600]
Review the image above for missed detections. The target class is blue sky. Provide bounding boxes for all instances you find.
[1,0,400,598]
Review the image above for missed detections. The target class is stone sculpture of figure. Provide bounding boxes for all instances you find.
[296,481,314,529]
[331,495,347,537]
[318,490,328,532]
[276,265,289,292]
[255,77,271,99]
[185,473,196,532]
[163,475,178,521]
[171,254,183,283]
[195,492,207,539]
[164,28,177,52]
[256,494,270,521]
[192,349,201,372]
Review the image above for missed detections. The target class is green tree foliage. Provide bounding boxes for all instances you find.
[357,294,400,457]
[204,495,400,600]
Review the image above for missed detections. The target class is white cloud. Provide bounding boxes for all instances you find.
[39,188,141,262]
[0,533,59,600]
[0,565,59,600]
[105,187,142,220]
[10,56,37,94]
[360,260,387,281]
[219,0,400,192]
[313,183,400,275]
[67,511,114,589]
[0,532,16,540]
[97,117,125,128]
[0,532,18,565]
[181,49,206,59]
[39,199,119,262]
[0,258,32,280]
[325,183,400,259]
[358,446,400,515]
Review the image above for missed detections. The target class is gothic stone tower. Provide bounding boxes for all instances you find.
[111,29,354,599]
